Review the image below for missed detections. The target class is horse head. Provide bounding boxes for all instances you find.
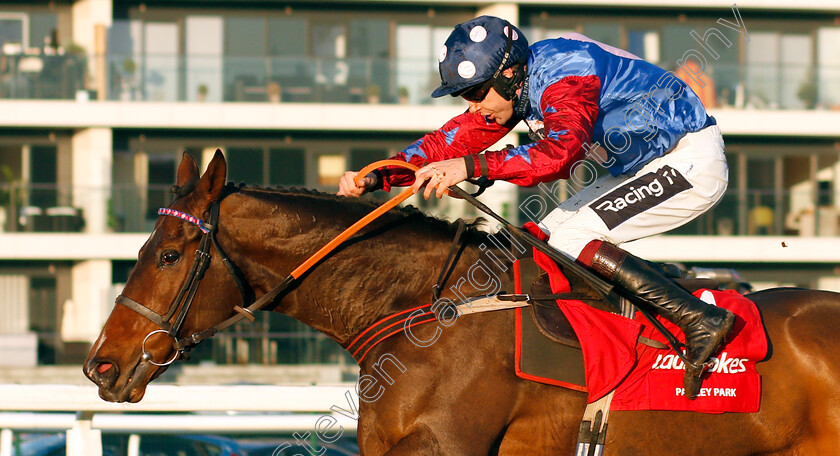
[85,149,502,403]
[84,150,244,402]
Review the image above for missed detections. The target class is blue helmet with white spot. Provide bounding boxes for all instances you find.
[431,16,529,99]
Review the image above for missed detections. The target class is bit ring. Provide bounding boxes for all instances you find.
[141,329,180,367]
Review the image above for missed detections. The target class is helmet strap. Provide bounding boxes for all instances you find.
[490,21,514,81]
[475,20,515,101]
[512,72,530,119]
[492,57,527,102]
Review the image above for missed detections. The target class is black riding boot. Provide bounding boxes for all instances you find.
[583,241,735,400]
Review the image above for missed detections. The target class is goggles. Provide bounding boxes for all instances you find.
[456,79,495,102]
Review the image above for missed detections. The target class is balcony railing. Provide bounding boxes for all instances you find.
[3,51,840,110]
[0,52,87,99]
[106,53,468,106]
[666,190,839,237]
[1,182,838,237]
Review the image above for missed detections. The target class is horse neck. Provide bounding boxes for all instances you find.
[219,190,472,346]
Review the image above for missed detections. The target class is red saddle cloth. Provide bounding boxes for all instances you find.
[525,224,768,413]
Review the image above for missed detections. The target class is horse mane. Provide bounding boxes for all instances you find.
[222,182,490,240]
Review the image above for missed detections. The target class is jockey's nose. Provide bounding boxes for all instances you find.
[468,102,480,114]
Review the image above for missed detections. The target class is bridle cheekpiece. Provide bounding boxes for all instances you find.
[116,201,253,366]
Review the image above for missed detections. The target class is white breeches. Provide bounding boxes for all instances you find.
[542,125,728,259]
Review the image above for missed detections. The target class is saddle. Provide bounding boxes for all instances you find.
[514,255,724,389]
[528,262,721,347]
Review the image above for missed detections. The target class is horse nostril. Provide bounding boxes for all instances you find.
[87,360,119,387]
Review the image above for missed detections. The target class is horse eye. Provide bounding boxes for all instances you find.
[161,251,180,265]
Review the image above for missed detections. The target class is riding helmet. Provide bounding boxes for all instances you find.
[431,15,529,99]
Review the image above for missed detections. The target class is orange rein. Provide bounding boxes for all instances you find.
[289,160,426,278]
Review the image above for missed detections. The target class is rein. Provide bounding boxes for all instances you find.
[116,160,422,366]
[118,157,695,371]
[445,186,700,369]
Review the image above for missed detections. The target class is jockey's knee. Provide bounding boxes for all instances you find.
[546,231,596,261]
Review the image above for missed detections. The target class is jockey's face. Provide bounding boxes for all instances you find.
[467,86,515,125]
[464,67,517,125]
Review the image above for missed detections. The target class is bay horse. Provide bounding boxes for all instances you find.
[85,151,840,455]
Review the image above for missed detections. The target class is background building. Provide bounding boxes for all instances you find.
[1,0,840,384]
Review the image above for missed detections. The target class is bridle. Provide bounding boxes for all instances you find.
[116,200,256,366]
[114,160,423,367]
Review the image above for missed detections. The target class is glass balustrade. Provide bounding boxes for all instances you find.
[2,52,840,110]
[0,182,837,237]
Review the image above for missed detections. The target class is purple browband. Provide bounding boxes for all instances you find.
[157,208,210,233]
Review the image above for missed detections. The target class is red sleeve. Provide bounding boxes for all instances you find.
[378,110,513,191]
[482,75,601,187]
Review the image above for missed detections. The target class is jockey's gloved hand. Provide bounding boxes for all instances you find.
[337,171,378,197]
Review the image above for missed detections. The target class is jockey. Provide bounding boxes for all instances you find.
[337,15,734,400]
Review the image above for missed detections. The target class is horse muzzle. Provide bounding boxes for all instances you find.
[84,355,160,403]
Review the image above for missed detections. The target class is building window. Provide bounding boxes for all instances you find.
[227,147,264,185]
[0,13,27,52]
[817,27,840,109]
[146,154,176,220]
[29,145,57,208]
[29,276,58,364]
[350,148,387,173]
[316,154,345,187]
[269,148,305,187]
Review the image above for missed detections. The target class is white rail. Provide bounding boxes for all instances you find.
[0,384,360,456]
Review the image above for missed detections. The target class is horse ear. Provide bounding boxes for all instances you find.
[196,149,227,203]
[176,152,199,188]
